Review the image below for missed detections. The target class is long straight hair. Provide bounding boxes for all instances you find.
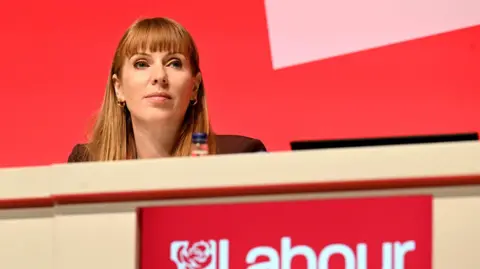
[85,17,216,161]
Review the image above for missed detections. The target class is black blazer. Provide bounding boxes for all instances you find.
[67,134,267,163]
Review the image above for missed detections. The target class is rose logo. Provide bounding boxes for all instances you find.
[172,240,215,269]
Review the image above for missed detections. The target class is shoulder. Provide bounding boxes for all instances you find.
[67,144,90,163]
[67,135,267,162]
[215,134,267,154]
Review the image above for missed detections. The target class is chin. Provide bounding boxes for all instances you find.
[130,105,184,124]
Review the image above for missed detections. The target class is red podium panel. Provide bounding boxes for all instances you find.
[139,195,432,269]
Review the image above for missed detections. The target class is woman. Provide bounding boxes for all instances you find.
[68,17,266,162]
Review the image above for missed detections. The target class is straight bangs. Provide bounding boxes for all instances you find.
[118,19,197,71]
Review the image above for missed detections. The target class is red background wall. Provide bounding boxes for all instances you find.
[1,0,479,167]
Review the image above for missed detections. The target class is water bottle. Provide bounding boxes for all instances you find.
[191,132,209,156]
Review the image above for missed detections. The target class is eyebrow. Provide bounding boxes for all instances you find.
[129,52,151,59]
[130,52,184,59]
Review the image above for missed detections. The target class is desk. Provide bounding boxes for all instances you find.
[1,141,479,269]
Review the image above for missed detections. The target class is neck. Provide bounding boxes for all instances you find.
[131,118,181,159]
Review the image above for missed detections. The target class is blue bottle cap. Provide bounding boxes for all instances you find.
[192,132,208,143]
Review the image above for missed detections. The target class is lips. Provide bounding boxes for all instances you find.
[144,92,172,100]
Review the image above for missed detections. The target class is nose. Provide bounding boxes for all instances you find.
[152,65,168,86]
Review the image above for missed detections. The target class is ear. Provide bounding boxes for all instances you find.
[192,72,202,97]
[112,74,125,101]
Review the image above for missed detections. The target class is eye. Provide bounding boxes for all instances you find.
[134,60,149,69]
[167,59,183,69]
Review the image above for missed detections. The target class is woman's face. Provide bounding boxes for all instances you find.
[113,50,200,124]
